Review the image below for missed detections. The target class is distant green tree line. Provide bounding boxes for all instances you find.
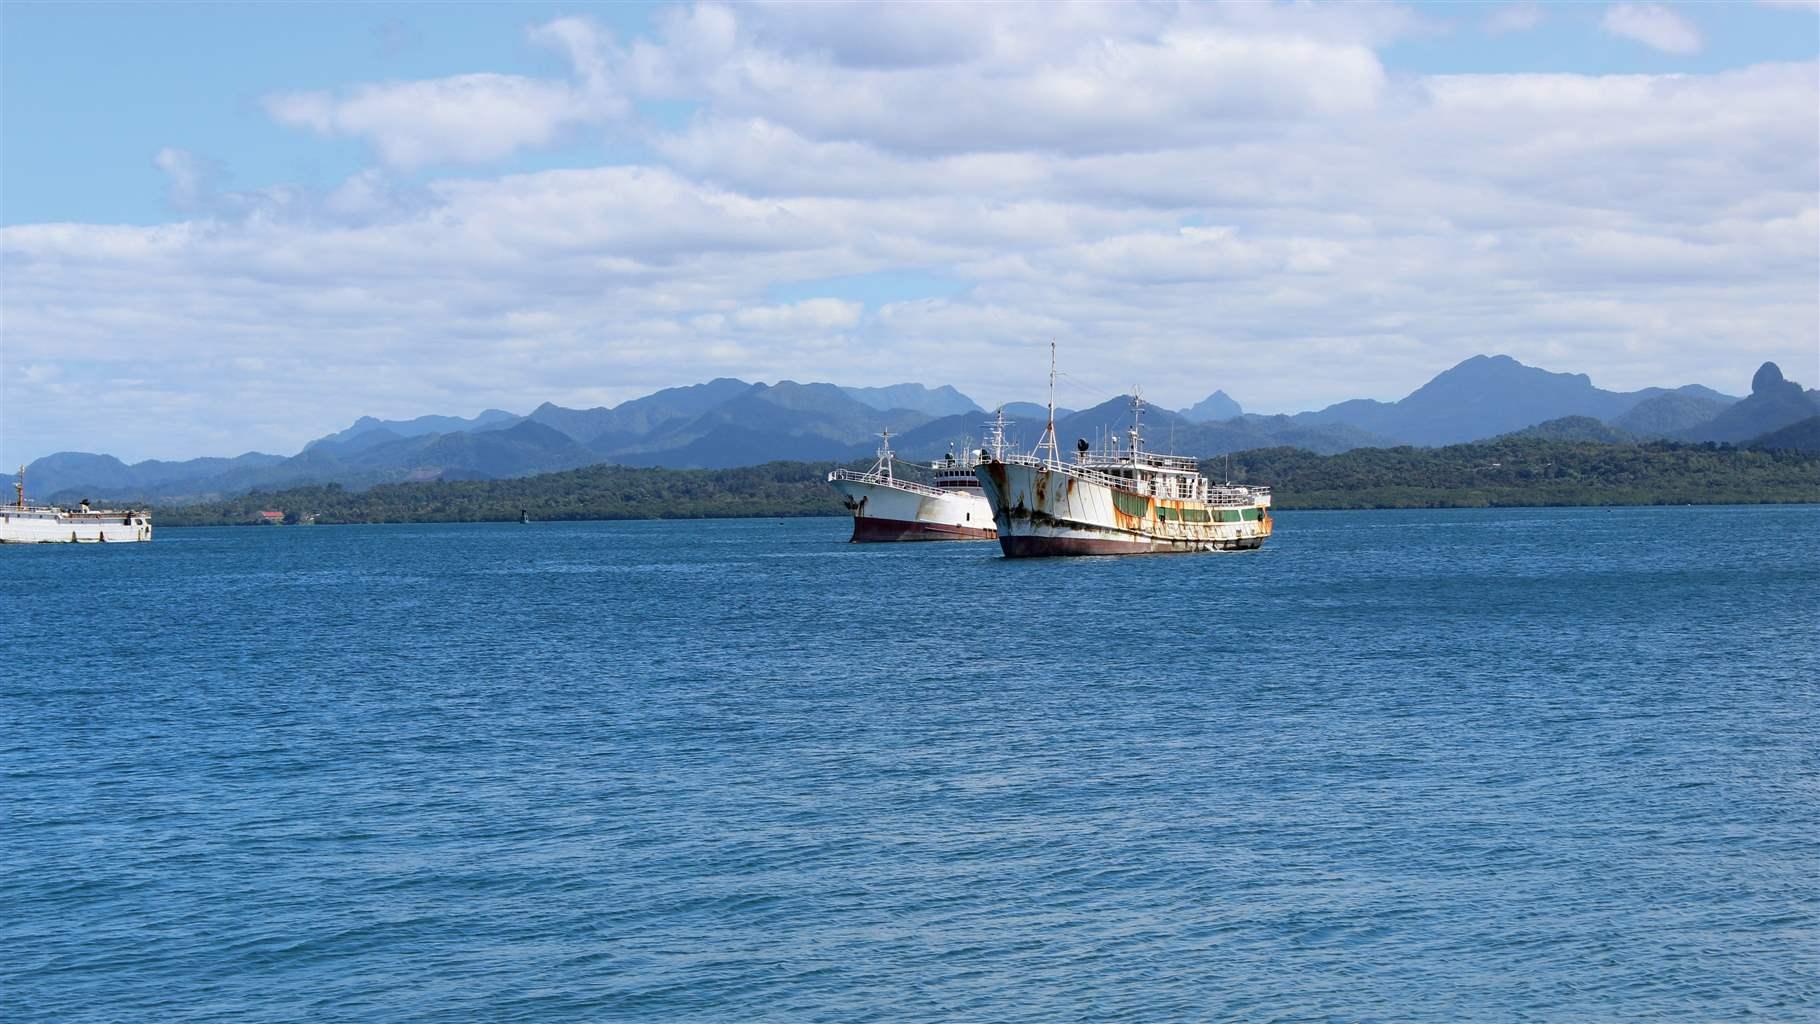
[154,461,853,526]
[1221,441,1819,509]
[153,441,1818,526]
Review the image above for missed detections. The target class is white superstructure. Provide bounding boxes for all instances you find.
[0,467,152,543]
[827,431,996,542]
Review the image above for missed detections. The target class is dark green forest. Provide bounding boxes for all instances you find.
[154,441,1818,526]
[1225,441,1819,510]
[153,461,847,526]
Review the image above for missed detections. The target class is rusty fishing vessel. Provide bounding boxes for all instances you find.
[975,350,1272,557]
[1,466,152,544]
[827,431,996,542]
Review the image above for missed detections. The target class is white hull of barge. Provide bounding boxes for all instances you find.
[828,476,995,542]
[976,459,1269,557]
[1,510,152,543]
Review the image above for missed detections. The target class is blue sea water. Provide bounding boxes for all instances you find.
[3,506,1817,1023]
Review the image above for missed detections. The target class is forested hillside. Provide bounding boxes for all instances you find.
[155,441,1819,526]
[154,462,848,526]
[1224,441,1819,510]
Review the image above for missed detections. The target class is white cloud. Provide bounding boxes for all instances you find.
[266,74,613,169]
[152,147,216,210]
[739,0,990,68]
[321,169,430,223]
[645,24,1388,157]
[4,4,1817,464]
[263,19,625,169]
[733,298,863,331]
[529,16,616,94]
[1601,3,1703,55]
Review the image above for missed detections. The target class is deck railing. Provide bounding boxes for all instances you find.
[1081,450,1200,472]
[995,453,1270,504]
[827,468,951,498]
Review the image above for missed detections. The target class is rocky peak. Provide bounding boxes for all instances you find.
[1751,362,1785,395]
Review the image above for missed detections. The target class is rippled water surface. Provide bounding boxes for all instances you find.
[5,507,1818,1022]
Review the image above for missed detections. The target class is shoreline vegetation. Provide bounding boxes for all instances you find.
[151,440,1819,527]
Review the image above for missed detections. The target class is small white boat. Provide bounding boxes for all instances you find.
[827,430,996,542]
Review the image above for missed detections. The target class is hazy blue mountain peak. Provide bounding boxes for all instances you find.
[999,402,1075,422]
[840,383,983,418]
[1680,364,1818,443]
[1752,362,1785,395]
[1417,353,1592,393]
[308,408,522,451]
[1182,390,1243,422]
[1290,352,1703,445]
[1613,392,1730,437]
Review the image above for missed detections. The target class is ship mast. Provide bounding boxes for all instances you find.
[1128,389,1145,456]
[984,408,1010,462]
[1035,341,1060,465]
[876,430,895,484]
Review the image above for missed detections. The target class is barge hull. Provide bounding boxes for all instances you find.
[851,516,997,543]
[1,515,152,543]
[829,475,995,544]
[997,529,1265,558]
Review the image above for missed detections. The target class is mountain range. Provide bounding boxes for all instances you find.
[25,356,1817,505]
[1287,354,1741,445]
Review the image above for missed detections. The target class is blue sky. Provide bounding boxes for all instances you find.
[7,2,1814,227]
[3,2,667,225]
[2,1,1816,464]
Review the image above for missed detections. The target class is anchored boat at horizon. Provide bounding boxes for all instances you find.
[975,351,1272,558]
[827,431,997,543]
[1,466,152,544]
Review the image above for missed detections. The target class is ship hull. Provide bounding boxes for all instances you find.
[977,460,1269,558]
[996,531,1265,557]
[850,516,996,542]
[829,477,995,543]
[0,511,152,543]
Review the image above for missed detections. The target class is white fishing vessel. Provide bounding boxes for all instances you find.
[975,349,1272,557]
[827,431,996,542]
[0,466,152,543]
